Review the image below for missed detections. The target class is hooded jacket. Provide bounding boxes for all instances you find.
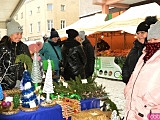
[61,38,86,80]
[124,49,160,120]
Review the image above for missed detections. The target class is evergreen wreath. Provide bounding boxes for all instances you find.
[15,54,32,73]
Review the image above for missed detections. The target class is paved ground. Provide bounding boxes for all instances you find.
[95,77,126,118]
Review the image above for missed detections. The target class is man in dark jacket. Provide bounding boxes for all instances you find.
[0,19,31,90]
[61,29,86,80]
[96,38,110,52]
[79,31,95,78]
[122,16,158,84]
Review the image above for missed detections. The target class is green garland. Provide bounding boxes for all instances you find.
[15,54,32,73]
[52,75,119,113]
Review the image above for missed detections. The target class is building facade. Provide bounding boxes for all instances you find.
[0,0,124,41]
[15,0,79,41]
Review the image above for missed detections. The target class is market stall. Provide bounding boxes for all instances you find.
[88,31,133,80]
[57,3,160,80]
[87,3,160,80]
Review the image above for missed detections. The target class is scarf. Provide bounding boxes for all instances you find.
[143,42,160,62]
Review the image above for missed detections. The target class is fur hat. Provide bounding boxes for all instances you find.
[43,36,48,42]
[66,29,79,38]
[28,42,43,53]
[50,28,59,38]
[79,31,85,41]
[136,16,158,33]
[7,19,23,36]
[147,21,160,40]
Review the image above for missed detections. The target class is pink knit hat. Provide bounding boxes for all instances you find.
[28,42,43,53]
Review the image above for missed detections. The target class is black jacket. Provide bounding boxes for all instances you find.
[0,39,31,90]
[61,38,86,80]
[122,40,145,84]
[82,37,95,78]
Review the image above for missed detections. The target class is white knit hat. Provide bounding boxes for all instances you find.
[79,31,85,41]
[7,19,23,36]
[147,21,160,40]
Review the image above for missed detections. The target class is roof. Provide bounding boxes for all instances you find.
[0,0,25,28]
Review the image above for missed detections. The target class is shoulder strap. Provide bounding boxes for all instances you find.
[49,42,60,60]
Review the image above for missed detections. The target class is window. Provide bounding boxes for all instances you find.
[61,20,66,29]
[21,12,23,19]
[37,22,40,32]
[29,10,32,16]
[37,6,40,13]
[29,23,33,33]
[47,20,53,31]
[47,4,52,11]
[61,5,65,11]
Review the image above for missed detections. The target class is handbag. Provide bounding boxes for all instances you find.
[147,110,160,120]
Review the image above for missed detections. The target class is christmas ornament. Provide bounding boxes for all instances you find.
[21,70,39,111]
[31,52,42,85]
[41,60,56,107]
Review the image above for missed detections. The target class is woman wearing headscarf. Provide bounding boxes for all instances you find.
[79,31,95,79]
[61,29,86,80]
[124,21,160,120]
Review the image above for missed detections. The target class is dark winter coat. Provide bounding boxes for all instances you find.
[61,38,86,80]
[122,39,145,84]
[0,39,31,90]
[82,37,95,78]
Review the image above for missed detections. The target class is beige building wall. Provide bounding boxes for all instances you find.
[15,0,79,41]
[79,0,102,17]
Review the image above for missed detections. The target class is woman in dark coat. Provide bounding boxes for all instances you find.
[0,19,31,90]
[79,31,95,78]
[61,29,86,80]
[122,16,158,84]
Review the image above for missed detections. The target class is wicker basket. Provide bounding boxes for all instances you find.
[71,108,109,120]
[1,108,19,115]
[0,89,21,115]
[20,105,39,112]
[41,100,57,107]
[4,88,21,96]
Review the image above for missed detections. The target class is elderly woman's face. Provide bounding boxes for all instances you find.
[148,38,160,43]
[10,32,22,43]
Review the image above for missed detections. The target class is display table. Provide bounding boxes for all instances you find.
[0,98,100,120]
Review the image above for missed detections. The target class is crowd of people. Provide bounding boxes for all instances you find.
[1,15,160,120]
[0,19,95,90]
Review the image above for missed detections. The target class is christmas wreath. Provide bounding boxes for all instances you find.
[15,54,32,73]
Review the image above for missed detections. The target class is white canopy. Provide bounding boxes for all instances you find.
[84,2,160,34]
[58,2,160,38]
[57,13,107,37]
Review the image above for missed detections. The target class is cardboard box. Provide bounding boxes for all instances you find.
[72,109,110,120]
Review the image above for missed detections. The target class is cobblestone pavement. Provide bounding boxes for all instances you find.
[95,77,126,118]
